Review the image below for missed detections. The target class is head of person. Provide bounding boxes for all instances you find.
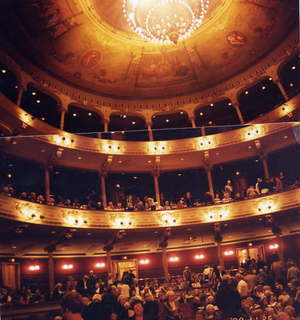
[131,300,144,316]
[144,292,153,302]
[81,296,91,306]
[61,292,84,315]
[92,294,101,302]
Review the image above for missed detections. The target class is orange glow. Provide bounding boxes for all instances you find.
[169,256,179,262]
[224,250,234,256]
[195,254,205,260]
[95,262,106,268]
[29,264,40,271]
[269,243,279,250]
[139,259,150,265]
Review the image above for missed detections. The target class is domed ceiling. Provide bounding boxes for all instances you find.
[0,0,298,100]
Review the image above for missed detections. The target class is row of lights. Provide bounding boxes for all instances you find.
[27,243,280,272]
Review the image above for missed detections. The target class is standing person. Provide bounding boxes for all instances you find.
[143,292,160,320]
[287,263,300,282]
[126,270,136,288]
[235,273,249,298]
[183,266,192,286]
[216,276,242,320]
[88,270,98,295]
[77,275,90,296]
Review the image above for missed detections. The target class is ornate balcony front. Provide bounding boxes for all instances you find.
[1,188,299,229]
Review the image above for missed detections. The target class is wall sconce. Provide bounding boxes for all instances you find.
[224,250,234,256]
[62,264,73,270]
[207,208,229,222]
[158,211,179,226]
[29,265,40,271]
[17,203,42,221]
[244,125,263,140]
[111,213,133,228]
[103,143,121,153]
[53,135,73,146]
[257,200,276,214]
[195,254,205,260]
[269,243,279,250]
[149,142,168,154]
[198,136,214,149]
[139,259,150,265]
[95,262,106,268]
[64,211,88,226]
[169,256,179,262]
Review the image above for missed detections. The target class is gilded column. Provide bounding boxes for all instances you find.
[153,173,161,205]
[162,247,169,282]
[48,252,55,296]
[100,174,108,208]
[205,166,215,199]
[44,166,51,201]
[147,121,154,141]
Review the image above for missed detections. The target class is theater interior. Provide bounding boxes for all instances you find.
[0,0,300,319]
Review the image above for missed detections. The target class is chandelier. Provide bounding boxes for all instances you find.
[123,0,210,44]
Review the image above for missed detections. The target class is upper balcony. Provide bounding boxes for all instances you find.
[1,187,300,229]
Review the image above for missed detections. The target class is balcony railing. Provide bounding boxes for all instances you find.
[1,187,299,229]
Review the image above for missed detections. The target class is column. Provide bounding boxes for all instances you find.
[147,121,154,141]
[205,166,215,199]
[48,252,55,296]
[16,85,25,106]
[190,117,196,128]
[275,80,289,101]
[162,247,169,282]
[153,173,161,205]
[234,104,245,124]
[59,110,66,130]
[104,119,109,132]
[275,235,284,262]
[261,156,270,180]
[44,166,51,201]
[100,174,107,208]
[217,243,224,268]
[101,119,109,139]
[201,126,206,136]
[106,250,113,275]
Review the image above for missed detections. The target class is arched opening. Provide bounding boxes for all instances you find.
[238,78,285,122]
[107,114,148,141]
[64,104,104,138]
[20,85,61,128]
[194,99,241,135]
[151,111,195,140]
[0,63,19,103]
[279,53,300,99]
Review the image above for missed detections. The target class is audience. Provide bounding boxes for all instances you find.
[1,172,299,213]
[2,256,300,319]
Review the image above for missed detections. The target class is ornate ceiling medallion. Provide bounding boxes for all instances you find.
[123,0,210,44]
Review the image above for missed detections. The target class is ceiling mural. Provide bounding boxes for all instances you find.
[0,0,298,100]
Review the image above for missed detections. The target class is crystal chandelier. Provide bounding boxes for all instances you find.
[123,0,210,44]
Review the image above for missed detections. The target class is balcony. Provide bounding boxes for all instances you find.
[1,187,299,229]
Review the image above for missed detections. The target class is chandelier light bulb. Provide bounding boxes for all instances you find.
[124,0,210,44]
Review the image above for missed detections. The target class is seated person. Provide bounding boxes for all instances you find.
[222,191,233,203]
[106,201,115,210]
[247,186,258,198]
[214,194,221,204]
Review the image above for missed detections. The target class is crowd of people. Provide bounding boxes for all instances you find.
[1,172,299,212]
[2,256,300,319]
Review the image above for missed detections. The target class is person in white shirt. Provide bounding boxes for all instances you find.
[236,273,249,298]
